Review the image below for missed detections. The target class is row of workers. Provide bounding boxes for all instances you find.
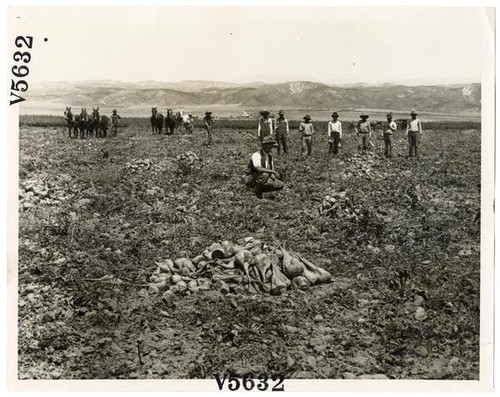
[257,110,423,159]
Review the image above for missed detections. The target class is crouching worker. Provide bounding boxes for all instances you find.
[245,136,284,199]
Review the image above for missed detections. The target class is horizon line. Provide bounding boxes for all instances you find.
[30,79,481,87]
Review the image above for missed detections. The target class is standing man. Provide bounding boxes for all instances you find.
[185,114,194,134]
[257,110,273,142]
[328,112,342,157]
[111,109,121,137]
[356,113,372,153]
[275,110,290,155]
[383,112,397,158]
[406,110,423,158]
[245,136,284,199]
[203,111,214,146]
[299,114,314,158]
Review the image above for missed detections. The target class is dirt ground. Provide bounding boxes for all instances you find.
[17,119,480,379]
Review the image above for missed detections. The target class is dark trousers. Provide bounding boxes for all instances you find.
[205,127,213,145]
[245,172,284,198]
[301,135,312,157]
[329,131,341,155]
[383,133,392,157]
[408,131,419,157]
[358,133,369,151]
[276,133,288,155]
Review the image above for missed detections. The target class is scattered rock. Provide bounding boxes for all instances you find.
[384,245,395,253]
[414,295,425,306]
[415,346,429,357]
[415,307,428,321]
[282,325,300,333]
[352,353,370,366]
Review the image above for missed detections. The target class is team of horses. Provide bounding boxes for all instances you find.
[151,107,194,135]
[64,106,196,139]
[64,107,110,139]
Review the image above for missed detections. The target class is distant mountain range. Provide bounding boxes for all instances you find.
[26,80,481,114]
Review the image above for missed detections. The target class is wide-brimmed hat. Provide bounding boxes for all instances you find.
[303,114,311,120]
[278,110,285,115]
[205,111,212,115]
[360,113,369,118]
[112,109,117,113]
[410,110,418,116]
[386,112,393,118]
[260,110,270,117]
[331,112,339,118]
[261,136,277,146]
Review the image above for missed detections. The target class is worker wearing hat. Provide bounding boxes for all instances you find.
[257,110,273,142]
[383,112,397,158]
[328,112,342,157]
[274,110,290,155]
[406,110,422,158]
[299,114,314,158]
[111,109,121,137]
[355,113,372,153]
[203,111,214,146]
[245,135,284,199]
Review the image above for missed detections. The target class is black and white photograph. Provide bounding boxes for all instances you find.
[6,2,495,392]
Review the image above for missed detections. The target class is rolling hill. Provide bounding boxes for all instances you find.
[25,80,480,115]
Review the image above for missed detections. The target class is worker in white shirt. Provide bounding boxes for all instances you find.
[328,112,342,157]
[383,112,397,158]
[406,110,423,158]
[245,136,284,199]
[257,110,273,142]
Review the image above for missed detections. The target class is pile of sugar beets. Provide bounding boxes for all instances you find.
[146,237,332,298]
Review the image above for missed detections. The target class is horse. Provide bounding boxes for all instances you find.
[77,108,91,139]
[74,114,82,137]
[92,107,109,138]
[174,110,193,133]
[165,108,175,135]
[151,107,164,134]
[174,110,185,133]
[184,114,194,134]
[64,106,76,138]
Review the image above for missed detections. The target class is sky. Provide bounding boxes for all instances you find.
[8,5,488,85]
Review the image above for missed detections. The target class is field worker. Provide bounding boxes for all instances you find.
[328,112,342,157]
[186,114,194,134]
[383,112,397,158]
[299,114,314,158]
[203,111,214,146]
[257,110,273,141]
[245,136,284,199]
[111,109,121,137]
[356,113,372,153]
[274,110,290,155]
[406,110,423,158]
